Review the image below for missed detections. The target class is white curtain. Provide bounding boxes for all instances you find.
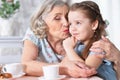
[70,0,120,49]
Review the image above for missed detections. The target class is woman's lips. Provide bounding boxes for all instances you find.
[63,29,69,33]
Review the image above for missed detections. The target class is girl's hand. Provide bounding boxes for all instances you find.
[63,37,77,49]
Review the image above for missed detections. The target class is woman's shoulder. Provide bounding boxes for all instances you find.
[23,27,40,47]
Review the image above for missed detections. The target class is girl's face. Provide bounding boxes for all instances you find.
[68,10,97,44]
[44,5,69,41]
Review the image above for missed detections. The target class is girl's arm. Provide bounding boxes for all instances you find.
[63,37,84,62]
[85,51,104,69]
[63,37,104,69]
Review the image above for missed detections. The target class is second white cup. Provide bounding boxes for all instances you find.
[2,63,25,76]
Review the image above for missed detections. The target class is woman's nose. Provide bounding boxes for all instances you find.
[63,18,69,27]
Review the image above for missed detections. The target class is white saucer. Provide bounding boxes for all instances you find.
[12,72,26,78]
[38,75,66,80]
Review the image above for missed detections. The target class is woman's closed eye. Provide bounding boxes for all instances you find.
[54,16,61,20]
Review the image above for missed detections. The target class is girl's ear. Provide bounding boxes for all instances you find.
[92,20,98,30]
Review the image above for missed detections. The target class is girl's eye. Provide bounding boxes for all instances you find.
[76,21,81,25]
[54,16,61,20]
[69,23,71,26]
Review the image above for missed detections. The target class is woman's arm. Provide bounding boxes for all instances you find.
[22,39,96,77]
[60,56,97,78]
[21,40,56,76]
[90,36,120,79]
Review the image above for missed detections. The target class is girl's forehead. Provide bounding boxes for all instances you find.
[68,10,90,22]
[69,10,87,18]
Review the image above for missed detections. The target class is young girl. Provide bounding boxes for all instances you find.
[63,1,117,80]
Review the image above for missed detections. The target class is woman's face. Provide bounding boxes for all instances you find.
[44,5,69,40]
[68,10,95,44]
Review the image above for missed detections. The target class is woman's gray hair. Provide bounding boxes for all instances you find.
[30,0,68,39]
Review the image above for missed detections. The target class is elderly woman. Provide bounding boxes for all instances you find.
[21,0,96,78]
[90,36,120,79]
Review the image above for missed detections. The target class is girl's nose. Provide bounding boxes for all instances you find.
[70,24,76,31]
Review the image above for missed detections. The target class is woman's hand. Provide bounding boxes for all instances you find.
[59,57,97,78]
[90,36,120,62]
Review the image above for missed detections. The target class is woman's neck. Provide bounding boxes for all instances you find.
[46,36,65,55]
[47,36,63,47]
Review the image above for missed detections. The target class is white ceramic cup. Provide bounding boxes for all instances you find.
[2,63,24,76]
[42,65,59,79]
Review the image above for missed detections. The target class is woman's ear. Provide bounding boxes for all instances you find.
[92,20,98,30]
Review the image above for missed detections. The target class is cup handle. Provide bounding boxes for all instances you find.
[2,66,7,73]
